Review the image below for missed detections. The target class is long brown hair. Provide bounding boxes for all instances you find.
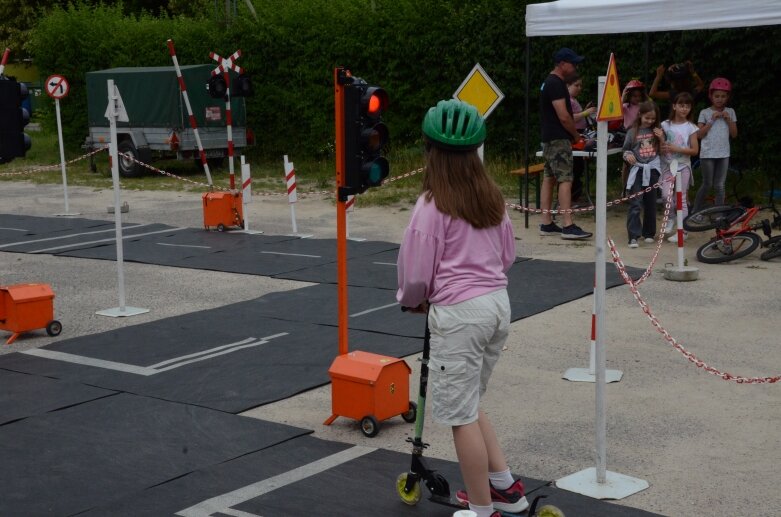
[422,145,506,228]
[631,101,661,154]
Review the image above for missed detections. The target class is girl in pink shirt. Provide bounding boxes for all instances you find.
[397,100,525,517]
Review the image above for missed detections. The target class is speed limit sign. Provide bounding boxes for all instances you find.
[46,74,70,99]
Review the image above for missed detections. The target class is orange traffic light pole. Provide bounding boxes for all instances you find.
[334,67,349,356]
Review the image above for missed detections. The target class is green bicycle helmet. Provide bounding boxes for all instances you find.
[422,99,486,150]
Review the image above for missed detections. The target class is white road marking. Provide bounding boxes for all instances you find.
[372,261,397,266]
[175,445,376,517]
[350,302,398,317]
[0,227,29,232]
[21,349,157,376]
[0,223,148,249]
[259,251,321,258]
[156,242,211,249]
[29,227,187,253]
[20,333,288,375]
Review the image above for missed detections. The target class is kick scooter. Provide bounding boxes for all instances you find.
[395,309,563,517]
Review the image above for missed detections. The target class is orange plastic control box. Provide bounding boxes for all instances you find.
[0,283,61,345]
[202,191,243,231]
[325,350,412,436]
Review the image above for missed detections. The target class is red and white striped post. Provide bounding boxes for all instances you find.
[283,155,312,238]
[345,194,366,242]
[210,50,242,191]
[664,159,699,281]
[167,39,213,187]
[236,155,263,234]
[563,276,622,383]
[0,48,10,76]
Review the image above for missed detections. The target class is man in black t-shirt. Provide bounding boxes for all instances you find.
[538,48,592,240]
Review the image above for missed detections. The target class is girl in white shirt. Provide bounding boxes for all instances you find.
[661,91,700,241]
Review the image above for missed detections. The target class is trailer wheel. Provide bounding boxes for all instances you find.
[117,140,142,177]
[46,320,62,337]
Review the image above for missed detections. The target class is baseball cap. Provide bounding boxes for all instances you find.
[554,48,585,64]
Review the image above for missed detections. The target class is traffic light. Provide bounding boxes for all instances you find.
[342,77,389,195]
[207,74,227,99]
[0,77,31,165]
[232,73,253,97]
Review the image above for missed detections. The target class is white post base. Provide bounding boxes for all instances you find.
[556,467,649,500]
[95,306,150,318]
[663,265,699,282]
[230,229,265,235]
[563,367,623,383]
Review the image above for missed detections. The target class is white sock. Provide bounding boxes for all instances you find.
[469,502,495,517]
[489,468,514,490]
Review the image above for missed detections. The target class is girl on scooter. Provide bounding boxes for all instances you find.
[396,99,527,517]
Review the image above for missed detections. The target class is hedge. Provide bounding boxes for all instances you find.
[29,1,781,180]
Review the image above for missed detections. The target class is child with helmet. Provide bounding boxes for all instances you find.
[396,99,527,517]
[622,79,648,130]
[692,78,738,214]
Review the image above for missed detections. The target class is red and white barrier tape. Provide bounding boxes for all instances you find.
[0,147,108,177]
[608,238,780,384]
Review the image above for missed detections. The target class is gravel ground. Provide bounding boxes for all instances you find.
[2,180,780,516]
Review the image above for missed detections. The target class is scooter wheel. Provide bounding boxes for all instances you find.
[46,320,62,337]
[360,415,380,437]
[536,505,565,517]
[401,401,417,423]
[396,473,421,506]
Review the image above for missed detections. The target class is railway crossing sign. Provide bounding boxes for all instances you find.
[210,50,243,76]
[45,74,70,99]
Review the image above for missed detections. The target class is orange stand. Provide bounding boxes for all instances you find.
[0,283,62,345]
[324,67,412,437]
[202,191,243,231]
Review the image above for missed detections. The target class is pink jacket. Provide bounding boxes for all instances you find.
[396,195,516,307]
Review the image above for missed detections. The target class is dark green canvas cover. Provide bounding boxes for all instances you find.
[86,65,246,128]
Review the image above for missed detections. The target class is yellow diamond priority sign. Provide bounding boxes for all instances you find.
[453,63,504,119]
[596,53,623,122]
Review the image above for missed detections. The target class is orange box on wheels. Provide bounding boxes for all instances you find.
[202,191,243,231]
[325,350,415,437]
[0,283,62,345]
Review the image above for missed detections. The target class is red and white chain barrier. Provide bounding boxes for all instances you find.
[608,238,780,384]
[0,147,108,177]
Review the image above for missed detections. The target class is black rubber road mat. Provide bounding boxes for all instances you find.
[0,393,310,516]
[80,435,660,517]
[0,368,115,425]
[0,305,423,413]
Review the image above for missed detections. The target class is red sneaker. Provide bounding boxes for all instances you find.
[455,478,529,513]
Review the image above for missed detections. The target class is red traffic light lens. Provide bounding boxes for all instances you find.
[362,87,387,118]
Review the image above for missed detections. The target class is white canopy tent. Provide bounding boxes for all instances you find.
[522,0,781,226]
[522,0,781,501]
[526,0,781,36]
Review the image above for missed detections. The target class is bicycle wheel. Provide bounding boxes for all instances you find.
[684,206,745,232]
[760,235,781,261]
[697,232,761,263]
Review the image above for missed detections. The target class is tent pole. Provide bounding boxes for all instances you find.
[523,37,530,228]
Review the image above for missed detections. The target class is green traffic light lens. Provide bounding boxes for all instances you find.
[363,157,389,186]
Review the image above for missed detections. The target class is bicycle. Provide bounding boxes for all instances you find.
[683,183,781,264]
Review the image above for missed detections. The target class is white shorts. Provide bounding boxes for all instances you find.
[428,289,511,426]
